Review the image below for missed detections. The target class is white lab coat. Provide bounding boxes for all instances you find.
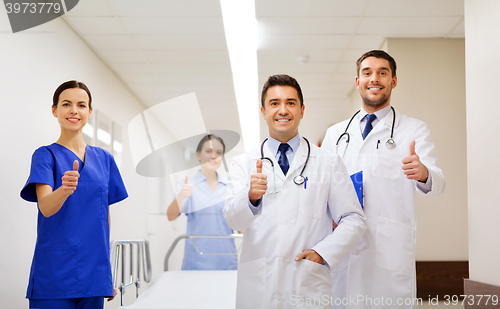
[322,108,445,309]
[224,137,367,309]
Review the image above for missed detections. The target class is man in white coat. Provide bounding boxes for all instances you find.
[224,75,367,309]
[322,50,446,308]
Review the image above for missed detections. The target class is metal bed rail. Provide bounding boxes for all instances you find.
[110,239,152,305]
[163,233,243,271]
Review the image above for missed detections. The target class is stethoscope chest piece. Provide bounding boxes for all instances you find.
[386,138,396,149]
[294,175,306,185]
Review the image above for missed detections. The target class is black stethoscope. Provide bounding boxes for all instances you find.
[260,136,310,187]
[336,106,396,157]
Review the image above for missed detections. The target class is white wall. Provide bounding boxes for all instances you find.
[348,38,468,260]
[464,0,500,287]
[0,13,181,309]
[388,38,468,260]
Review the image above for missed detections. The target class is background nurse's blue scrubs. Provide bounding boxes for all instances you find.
[167,134,237,270]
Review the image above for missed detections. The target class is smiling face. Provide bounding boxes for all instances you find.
[197,138,224,172]
[356,56,397,113]
[261,85,304,143]
[52,88,92,132]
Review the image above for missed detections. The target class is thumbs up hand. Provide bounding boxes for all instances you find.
[402,140,428,182]
[249,159,267,205]
[180,176,194,199]
[61,160,80,195]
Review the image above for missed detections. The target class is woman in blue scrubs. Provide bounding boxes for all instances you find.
[167,134,237,270]
[21,81,128,309]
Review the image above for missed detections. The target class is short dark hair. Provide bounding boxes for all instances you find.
[196,134,226,154]
[52,80,92,109]
[261,74,303,108]
[356,50,397,77]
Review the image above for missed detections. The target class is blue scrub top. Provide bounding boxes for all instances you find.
[21,143,128,300]
[174,171,237,270]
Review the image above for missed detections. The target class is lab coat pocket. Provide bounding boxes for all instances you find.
[296,259,332,303]
[375,216,415,275]
[236,258,266,308]
[33,246,79,293]
[371,146,403,179]
[299,182,328,219]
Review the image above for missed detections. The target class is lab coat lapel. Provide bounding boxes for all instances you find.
[262,142,285,182]
[371,107,401,137]
[287,137,308,179]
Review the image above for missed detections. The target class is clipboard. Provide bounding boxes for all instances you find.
[350,171,363,209]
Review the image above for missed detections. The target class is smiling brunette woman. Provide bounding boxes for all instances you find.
[167,134,238,270]
[20,81,128,309]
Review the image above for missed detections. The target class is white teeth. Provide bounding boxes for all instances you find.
[277,119,290,122]
[369,88,381,90]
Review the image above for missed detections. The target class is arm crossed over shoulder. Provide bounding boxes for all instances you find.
[312,154,367,270]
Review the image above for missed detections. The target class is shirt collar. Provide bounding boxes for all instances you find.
[359,105,392,122]
[194,170,227,185]
[267,133,300,155]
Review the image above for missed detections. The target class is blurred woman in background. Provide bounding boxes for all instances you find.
[167,134,237,270]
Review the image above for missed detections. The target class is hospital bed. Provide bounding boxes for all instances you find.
[112,234,242,309]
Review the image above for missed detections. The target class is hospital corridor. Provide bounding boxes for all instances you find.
[0,0,498,308]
